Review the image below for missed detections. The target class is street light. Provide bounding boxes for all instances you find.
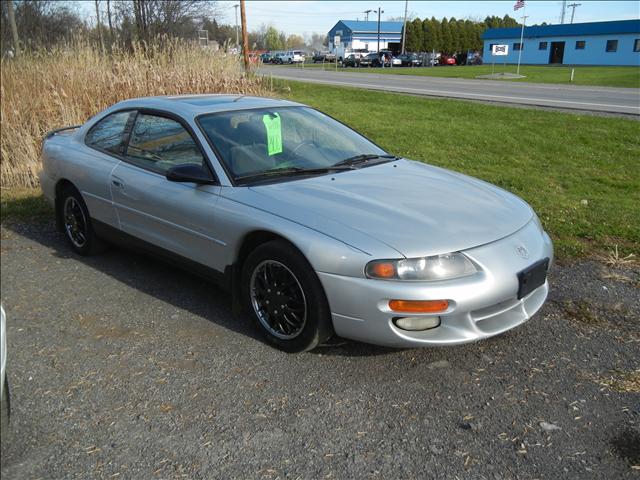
[363,9,372,21]
[233,3,239,46]
[376,7,384,53]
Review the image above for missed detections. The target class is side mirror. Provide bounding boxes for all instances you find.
[166,164,217,185]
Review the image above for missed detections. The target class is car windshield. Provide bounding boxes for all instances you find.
[198,107,388,183]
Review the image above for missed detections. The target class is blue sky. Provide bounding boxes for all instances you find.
[221,1,639,35]
[77,1,639,36]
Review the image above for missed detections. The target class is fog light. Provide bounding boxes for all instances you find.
[393,316,441,331]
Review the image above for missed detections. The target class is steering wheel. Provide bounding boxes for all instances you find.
[292,142,316,156]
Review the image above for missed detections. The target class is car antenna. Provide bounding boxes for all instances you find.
[233,95,245,102]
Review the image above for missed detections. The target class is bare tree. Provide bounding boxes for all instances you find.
[1,1,86,53]
[106,0,114,42]
[6,0,20,55]
[95,0,105,53]
[125,1,218,42]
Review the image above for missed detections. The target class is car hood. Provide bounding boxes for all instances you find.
[246,159,533,258]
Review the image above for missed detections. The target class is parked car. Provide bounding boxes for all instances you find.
[358,53,375,67]
[336,48,368,63]
[40,95,553,352]
[397,53,423,67]
[272,52,285,64]
[260,52,274,63]
[313,51,336,63]
[371,53,401,67]
[342,53,362,68]
[281,50,305,64]
[439,55,457,66]
[467,52,483,65]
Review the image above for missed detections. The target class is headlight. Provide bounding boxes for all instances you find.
[365,253,477,281]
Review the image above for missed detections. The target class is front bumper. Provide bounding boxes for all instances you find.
[317,220,553,347]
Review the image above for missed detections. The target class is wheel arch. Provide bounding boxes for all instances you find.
[230,229,322,317]
[234,229,305,277]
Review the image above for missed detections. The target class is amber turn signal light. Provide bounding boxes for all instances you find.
[388,299,449,313]
[370,262,396,278]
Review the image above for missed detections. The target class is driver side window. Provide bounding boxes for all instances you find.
[125,113,204,174]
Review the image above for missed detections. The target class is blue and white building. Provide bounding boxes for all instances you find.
[482,19,640,66]
[328,20,404,57]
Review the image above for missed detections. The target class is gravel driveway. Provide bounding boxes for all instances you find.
[1,221,638,479]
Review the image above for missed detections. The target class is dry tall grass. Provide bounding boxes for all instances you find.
[1,40,270,188]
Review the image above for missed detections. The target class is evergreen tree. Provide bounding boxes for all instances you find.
[406,18,423,52]
[421,18,432,52]
[430,17,442,52]
[440,17,452,53]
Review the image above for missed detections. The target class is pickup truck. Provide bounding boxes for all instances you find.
[313,51,336,63]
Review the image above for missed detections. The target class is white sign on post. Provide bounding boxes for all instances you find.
[491,44,509,56]
[334,35,340,48]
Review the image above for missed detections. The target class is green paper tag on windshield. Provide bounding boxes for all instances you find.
[262,113,283,156]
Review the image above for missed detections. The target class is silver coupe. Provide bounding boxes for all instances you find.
[40,95,553,352]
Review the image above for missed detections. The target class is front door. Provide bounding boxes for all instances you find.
[549,42,565,64]
[110,111,225,270]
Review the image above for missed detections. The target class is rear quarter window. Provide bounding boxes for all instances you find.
[85,111,134,155]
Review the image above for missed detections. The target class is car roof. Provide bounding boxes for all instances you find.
[110,95,304,119]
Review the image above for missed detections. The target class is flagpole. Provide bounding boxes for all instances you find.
[516,2,527,75]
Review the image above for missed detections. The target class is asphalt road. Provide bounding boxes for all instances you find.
[1,221,639,479]
[260,66,640,116]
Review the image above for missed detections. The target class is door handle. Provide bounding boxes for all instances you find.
[112,179,124,188]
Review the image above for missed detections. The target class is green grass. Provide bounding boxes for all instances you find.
[1,188,52,223]
[284,63,640,88]
[2,82,639,260]
[280,81,640,259]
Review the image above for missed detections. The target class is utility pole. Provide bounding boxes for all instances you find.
[401,0,408,54]
[234,4,240,47]
[567,3,581,24]
[7,0,20,57]
[516,10,528,75]
[560,0,567,24]
[376,7,384,53]
[363,9,372,21]
[95,0,105,54]
[240,0,250,70]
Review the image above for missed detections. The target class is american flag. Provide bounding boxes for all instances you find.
[514,0,525,10]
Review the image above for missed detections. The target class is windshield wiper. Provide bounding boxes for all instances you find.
[235,165,355,182]
[333,154,399,167]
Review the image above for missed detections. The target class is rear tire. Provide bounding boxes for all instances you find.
[58,185,107,256]
[241,240,333,352]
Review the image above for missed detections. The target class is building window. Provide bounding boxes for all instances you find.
[634,39,640,52]
[606,40,618,52]
[539,42,548,50]
[513,42,523,51]
[575,41,586,50]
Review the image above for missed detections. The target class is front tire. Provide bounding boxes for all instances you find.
[241,240,333,352]
[58,186,106,256]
